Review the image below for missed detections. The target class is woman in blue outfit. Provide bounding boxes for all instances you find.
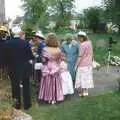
[61,33,79,85]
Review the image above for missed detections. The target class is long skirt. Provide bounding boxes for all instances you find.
[75,66,94,89]
[67,61,76,81]
[39,73,64,101]
[61,71,74,95]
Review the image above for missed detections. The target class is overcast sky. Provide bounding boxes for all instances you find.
[5,0,102,19]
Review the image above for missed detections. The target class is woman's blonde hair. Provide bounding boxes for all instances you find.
[46,33,59,47]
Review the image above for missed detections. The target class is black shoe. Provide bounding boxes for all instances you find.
[13,98,21,109]
[14,104,21,109]
[24,104,31,110]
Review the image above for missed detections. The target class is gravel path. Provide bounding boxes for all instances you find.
[89,66,120,96]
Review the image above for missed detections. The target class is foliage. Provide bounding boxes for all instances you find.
[83,7,106,33]
[22,0,74,33]
[22,0,49,33]
[103,0,120,28]
[48,0,74,30]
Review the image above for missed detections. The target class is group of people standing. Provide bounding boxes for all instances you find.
[0,26,94,110]
[29,31,94,105]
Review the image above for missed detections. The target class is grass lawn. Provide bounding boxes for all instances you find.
[26,92,120,120]
[1,92,120,120]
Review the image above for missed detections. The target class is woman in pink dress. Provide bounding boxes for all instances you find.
[39,33,64,104]
[75,31,94,97]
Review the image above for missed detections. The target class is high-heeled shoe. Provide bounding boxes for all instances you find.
[79,93,83,97]
[51,101,56,105]
[83,92,88,96]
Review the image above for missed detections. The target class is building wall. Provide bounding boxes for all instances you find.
[0,0,5,22]
[69,20,80,30]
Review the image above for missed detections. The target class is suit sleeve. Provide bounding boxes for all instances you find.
[24,41,34,60]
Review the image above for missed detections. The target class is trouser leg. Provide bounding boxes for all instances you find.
[35,70,42,102]
[22,73,31,110]
[9,71,21,109]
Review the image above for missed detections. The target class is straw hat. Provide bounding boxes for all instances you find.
[0,26,8,32]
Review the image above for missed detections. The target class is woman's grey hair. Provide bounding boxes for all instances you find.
[65,33,73,40]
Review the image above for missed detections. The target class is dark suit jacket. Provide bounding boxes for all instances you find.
[4,37,34,75]
[0,37,7,67]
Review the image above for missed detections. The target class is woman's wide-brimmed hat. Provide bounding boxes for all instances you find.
[78,31,87,37]
[35,31,45,39]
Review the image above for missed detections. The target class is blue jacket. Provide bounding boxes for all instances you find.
[37,40,46,55]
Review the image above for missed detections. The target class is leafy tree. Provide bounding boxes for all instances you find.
[103,0,120,29]
[83,7,105,33]
[46,0,74,30]
[22,0,74,32]
[22,0,48,32]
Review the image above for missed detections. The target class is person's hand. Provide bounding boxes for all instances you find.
[29,60,33,64]
[31,47,37,53]
[35,54,39,58]
[75,65,78,70]
[34,63,44,70]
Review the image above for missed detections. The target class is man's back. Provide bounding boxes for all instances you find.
[5,37,33,68]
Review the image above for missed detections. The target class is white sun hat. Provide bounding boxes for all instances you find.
[78,31,87,37]
[35,30,45,39]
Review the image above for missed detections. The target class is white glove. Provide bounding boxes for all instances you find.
[35,54,39,58]
[34,63,43,70]
[29,60,33,64]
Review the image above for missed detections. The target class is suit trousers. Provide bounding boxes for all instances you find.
[8,62,32,109]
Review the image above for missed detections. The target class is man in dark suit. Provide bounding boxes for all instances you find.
[4,31,34,110]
